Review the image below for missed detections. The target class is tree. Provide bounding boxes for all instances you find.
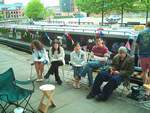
[45,8,55,18]
[141,0,150,23]
[140,0,150,23]
[45,8,55,22]
[0,12,4,20]
[111,0,136,25]
[76,0,113,25]
[24,0,46,21]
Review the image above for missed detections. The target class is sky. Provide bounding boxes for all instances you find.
[4,0,59,7]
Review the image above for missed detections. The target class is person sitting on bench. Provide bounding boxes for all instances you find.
[86,46,134,101]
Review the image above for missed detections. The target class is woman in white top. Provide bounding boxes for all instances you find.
[44,39,65,85]
[31,40,49,81]
[70,43,87,88]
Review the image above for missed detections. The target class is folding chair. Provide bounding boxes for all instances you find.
[0,68,36,113]
[0,103,5,113]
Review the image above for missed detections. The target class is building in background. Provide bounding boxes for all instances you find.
[0,0,4,4]
[0,3,23,19]
[60,0,75,15]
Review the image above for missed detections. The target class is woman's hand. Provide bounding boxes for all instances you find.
[110,67,119,75]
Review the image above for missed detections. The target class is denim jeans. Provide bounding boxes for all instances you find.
[73,66,83,79]
[91,71,123,100]
[80,60,104,86]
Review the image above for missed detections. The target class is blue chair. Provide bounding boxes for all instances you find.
[0,68,36,113]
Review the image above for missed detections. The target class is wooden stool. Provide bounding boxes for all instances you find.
[39,84,56,113]
[144,84,150,96]
[144,84,150,90]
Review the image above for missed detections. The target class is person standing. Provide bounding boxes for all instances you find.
[44,39,65,85]
[70,43,87,88]
[136,21,150,97]
[31,40,49,82]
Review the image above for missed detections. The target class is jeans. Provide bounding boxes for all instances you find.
[80,60,104,86]
[91,71,123,100]
[73,66,83,79]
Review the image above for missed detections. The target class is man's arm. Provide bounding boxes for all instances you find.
[93,55,108,62]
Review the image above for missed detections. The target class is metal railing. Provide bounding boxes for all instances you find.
[0,23,138,39]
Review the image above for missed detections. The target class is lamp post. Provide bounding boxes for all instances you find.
[78,8,80,25]
[101,0,104,26]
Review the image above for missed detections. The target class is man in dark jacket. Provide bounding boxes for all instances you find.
[86,46,134,101]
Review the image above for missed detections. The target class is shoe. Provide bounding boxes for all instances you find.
[76,83,80,89]
[73,82,77,88]
[88,84,93,89]
[143,95,150,101]
[44,74,49,79]
[86,93,95,99]
[95,94,107,101]
[57,80,62,85]
[36,79,43,82]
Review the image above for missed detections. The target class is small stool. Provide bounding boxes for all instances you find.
[144,84,150,96]
[144,84,150,90]
[39,84,56,113]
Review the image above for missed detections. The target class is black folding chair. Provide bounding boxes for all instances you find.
[0,68,36,113]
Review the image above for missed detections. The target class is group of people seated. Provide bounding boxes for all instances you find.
[30,21,150,101]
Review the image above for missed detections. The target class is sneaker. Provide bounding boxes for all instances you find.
[95,94,107,101]
[36,79,43,82]
[73,82,77,88]
[57,80,62,85]
[76,82,80,89]
[86,93,95,99]
[28,75,36,80]
[143,95,150,101]
[44,74,49,79]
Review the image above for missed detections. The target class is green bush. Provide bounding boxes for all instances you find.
[0,28,10,34]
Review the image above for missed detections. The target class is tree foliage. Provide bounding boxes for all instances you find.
[24,0,46,21]
[139,0,150,22]
[76,0,112,14]
[76,0,113,24]
[0,12,4,20]
[75,0,150,24]
[45,8,55,18]
[110,0,136,24]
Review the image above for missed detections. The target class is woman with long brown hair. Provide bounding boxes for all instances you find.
[44,39,65,85]
[31,40,49,81]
